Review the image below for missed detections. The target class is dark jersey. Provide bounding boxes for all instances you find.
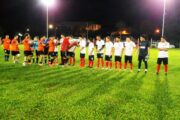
[139,41,150,56]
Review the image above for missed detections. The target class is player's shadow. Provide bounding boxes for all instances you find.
[152,77,172,120]
[74,72,128,106]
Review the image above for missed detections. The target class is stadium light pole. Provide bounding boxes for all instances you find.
[162,0,167,37]
[40,0,55,38]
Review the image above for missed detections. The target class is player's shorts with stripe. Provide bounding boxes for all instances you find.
[157,58,168,65]
[89,55,94,61]
[80,53,85,58]
[125,55,132,63]
[11,51,19,56]
[4,49,10,55]
[105,55,112,61]
[97,53,104,58]
[138,55,146,61]
[68,52,75,57]
[115,56,122,62]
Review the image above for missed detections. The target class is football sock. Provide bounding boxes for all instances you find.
[164,65,168,73]
[106,61,109,68]
[115,62,118,69]
[124,63,127,69]
[97,59,100,67]
[130,64,133,70]
[120,62,122,69]
[157,64,161,73]
[110,62,112,68]
[101,59,104,67]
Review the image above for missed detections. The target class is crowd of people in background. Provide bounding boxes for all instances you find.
[0,33,170,75]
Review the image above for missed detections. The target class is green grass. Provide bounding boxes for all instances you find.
[0,46,180,120]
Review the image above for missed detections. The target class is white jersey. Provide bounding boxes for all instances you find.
[96,40,105,54]
[68,39,77,52]
[114,42,124,56]
[158,42,170,58]
[54,39,58,52]
[124,41,136,56]
[88,42,94,55]
[80,39,86,54]
[105,41,113,56]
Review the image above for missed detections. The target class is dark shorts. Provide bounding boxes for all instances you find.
[138,55,147,61]
[125,55,132,63]
[38,51,44,55]
[11,51,19,56]
[97,53,104,58]
[24,51,32,56]
[89,55,94,61]
[157,58,168,65]
[115,56,122,62]
[49,52,55,57]
[80,53,85,58]
[61,51,67,58]
[68,52,75,57]
[105,55,112,61]
[44,47,49,55]
[4,49,10,55]
[54,52,58,57]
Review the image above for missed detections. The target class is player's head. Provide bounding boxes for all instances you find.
[61,34,65,38]
[115,37,121,42]
[105,36,111,42]
[5,35,9,39]
[161,36,166,42]
[34,36,38,41]
[140,34,147,41]
[88,38,94,43]
[14,35,18,40]
[24,33,30,39]
[96,36,101,41]
[126,36,132,42]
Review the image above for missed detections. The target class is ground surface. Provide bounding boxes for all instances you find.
[0,46,180,120]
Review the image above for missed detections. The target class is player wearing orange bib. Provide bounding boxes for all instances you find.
[38,36,46,66]
[2,35,11,61]
[22,34,32,65]
[11,35,20,63]
[48,37,55,66]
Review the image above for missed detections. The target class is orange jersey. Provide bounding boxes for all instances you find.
[48,39,55,52]
[23,38,31,51]
[11,39,19,51]
[38,40,45,51]
[3,38,11,50]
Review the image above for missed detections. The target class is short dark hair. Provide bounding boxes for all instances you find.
[140,34,147,39]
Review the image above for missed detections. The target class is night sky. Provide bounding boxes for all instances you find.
[0,0,178,36]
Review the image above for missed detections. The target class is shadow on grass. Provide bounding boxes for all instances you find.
[99,73,146,118]
[153,77,172,120]
[74,72,128,106]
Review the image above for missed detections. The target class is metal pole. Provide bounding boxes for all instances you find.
[162,0,167,37]
[46,5,49,38]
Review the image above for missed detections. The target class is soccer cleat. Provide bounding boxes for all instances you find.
[165,73,168,76]
[156,72,159,75]
[145,69,148,74]
[137,69,141,73]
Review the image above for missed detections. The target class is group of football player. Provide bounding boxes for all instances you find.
[1,33,170,75]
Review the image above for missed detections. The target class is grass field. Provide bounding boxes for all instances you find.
[0,46,180,120]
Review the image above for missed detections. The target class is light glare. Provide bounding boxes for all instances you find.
[41,0,55,7]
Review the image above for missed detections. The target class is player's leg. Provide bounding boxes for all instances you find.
[163,58,168,75]
[72,52,76,66]
[115,56,118,69]
[109,56,112,69]
[97,54,100,68]
[129,56,133,72]
[124,55,128,70]
[119,56,122,69]
[156,58,162,75]
[105,55,109,68]
[101,54,104,68]
[138,56,142,72]
[143,56,148,73]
